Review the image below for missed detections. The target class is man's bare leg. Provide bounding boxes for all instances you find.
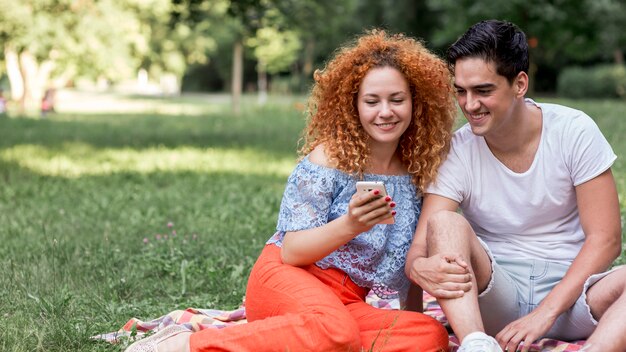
[583,267,626,351]
[426,210,494,341]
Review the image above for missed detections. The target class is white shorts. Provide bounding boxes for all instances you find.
[476,238,620,340]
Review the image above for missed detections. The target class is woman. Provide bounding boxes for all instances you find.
[127,30,456,352]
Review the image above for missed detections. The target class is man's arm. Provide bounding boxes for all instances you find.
[405,193,472,299]
[539,168,621,317]
[497,168,622,351]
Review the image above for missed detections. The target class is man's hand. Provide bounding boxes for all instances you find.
[408,253,472,298]
[495,307,558,352]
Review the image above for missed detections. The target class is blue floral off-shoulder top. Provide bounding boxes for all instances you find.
[267,155,421,299]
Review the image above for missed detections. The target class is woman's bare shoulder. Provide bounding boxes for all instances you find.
[308,144,336,168]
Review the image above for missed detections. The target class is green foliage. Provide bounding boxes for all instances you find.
[70,0,142,81]
[1,0,625,97]
[427,0,603,62]
[0,0,31,47]
[0,0,228,92]
[132,0,225,78]
[588,0,626,61]
[0,0,142,81]
[350,0,438,40]
[557,65,626,99]
[247,26,301,74]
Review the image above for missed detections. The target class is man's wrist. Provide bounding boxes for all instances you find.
[537,297,565,319]
[408,256,428,283]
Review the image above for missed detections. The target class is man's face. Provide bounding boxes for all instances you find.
[453,57,521,139]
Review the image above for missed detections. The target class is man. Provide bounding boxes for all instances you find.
[406,20,626,352]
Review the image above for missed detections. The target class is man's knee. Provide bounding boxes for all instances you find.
[587,266,626,320]
[600,267,626,299]
[426,210,471,245]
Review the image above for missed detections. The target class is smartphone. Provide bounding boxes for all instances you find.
[355,181,394,224]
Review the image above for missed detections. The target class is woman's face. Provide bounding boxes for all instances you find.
[357,66,412,149]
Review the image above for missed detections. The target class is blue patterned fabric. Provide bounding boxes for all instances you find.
[267,155,421,299]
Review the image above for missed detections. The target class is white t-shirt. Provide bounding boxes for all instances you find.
[427,100,616,263]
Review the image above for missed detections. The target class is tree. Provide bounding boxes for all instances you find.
[0,0,227,113]
[0,0,141,112]
[589,0,626,64]
[171,0,266,114]
[269,0,445,94]
[150,0,224,93]
[247,26,301,104]
[351,0,438,41]
[270,0,358,93]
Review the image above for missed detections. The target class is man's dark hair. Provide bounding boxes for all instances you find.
[447,20,529,83]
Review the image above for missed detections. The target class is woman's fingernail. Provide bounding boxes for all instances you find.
[384,196,391,201]
[373,189,380,195]
[390,202,396,208]
[391,210,396,216]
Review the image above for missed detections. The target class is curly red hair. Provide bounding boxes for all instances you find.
[300,29,456,192]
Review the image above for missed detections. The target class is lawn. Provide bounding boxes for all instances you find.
[0,92,624,351]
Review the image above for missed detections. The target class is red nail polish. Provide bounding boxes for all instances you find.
[384,196,391,201]
[390,202,396,208]
[373,189,380,195]
[391,210,396,216]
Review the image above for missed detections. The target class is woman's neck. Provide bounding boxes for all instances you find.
[366,144,406,175]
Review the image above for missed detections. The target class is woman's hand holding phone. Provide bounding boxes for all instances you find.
[345,181,396,234]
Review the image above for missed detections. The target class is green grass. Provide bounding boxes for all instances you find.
[0,92,624,351]
[0,93,306,351]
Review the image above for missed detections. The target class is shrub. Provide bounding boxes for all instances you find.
[557,64,626,99]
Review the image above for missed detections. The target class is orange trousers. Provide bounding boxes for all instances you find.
[190,245,448,352]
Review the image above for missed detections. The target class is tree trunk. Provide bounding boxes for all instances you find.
[614,49,624,65]
[302,37,315,79]
[19,50,39,112]
[4,46,24,102]
[231,38,243,115]
[257,62,267,106]
[4,47,55,115]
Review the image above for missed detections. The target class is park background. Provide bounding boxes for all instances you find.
[0,0,625,351]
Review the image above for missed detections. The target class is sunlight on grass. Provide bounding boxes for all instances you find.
[1,143,297,177]
[55,90,228,116]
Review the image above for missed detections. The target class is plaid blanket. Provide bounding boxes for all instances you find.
[95,292,586,351]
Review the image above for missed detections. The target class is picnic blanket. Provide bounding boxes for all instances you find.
[95,292,586,351]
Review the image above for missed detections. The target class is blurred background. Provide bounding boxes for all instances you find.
[1,0,625,116]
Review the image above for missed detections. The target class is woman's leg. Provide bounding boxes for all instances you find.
[189,245,362,352]
[346,300,449,352]
[303,258,449,352]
